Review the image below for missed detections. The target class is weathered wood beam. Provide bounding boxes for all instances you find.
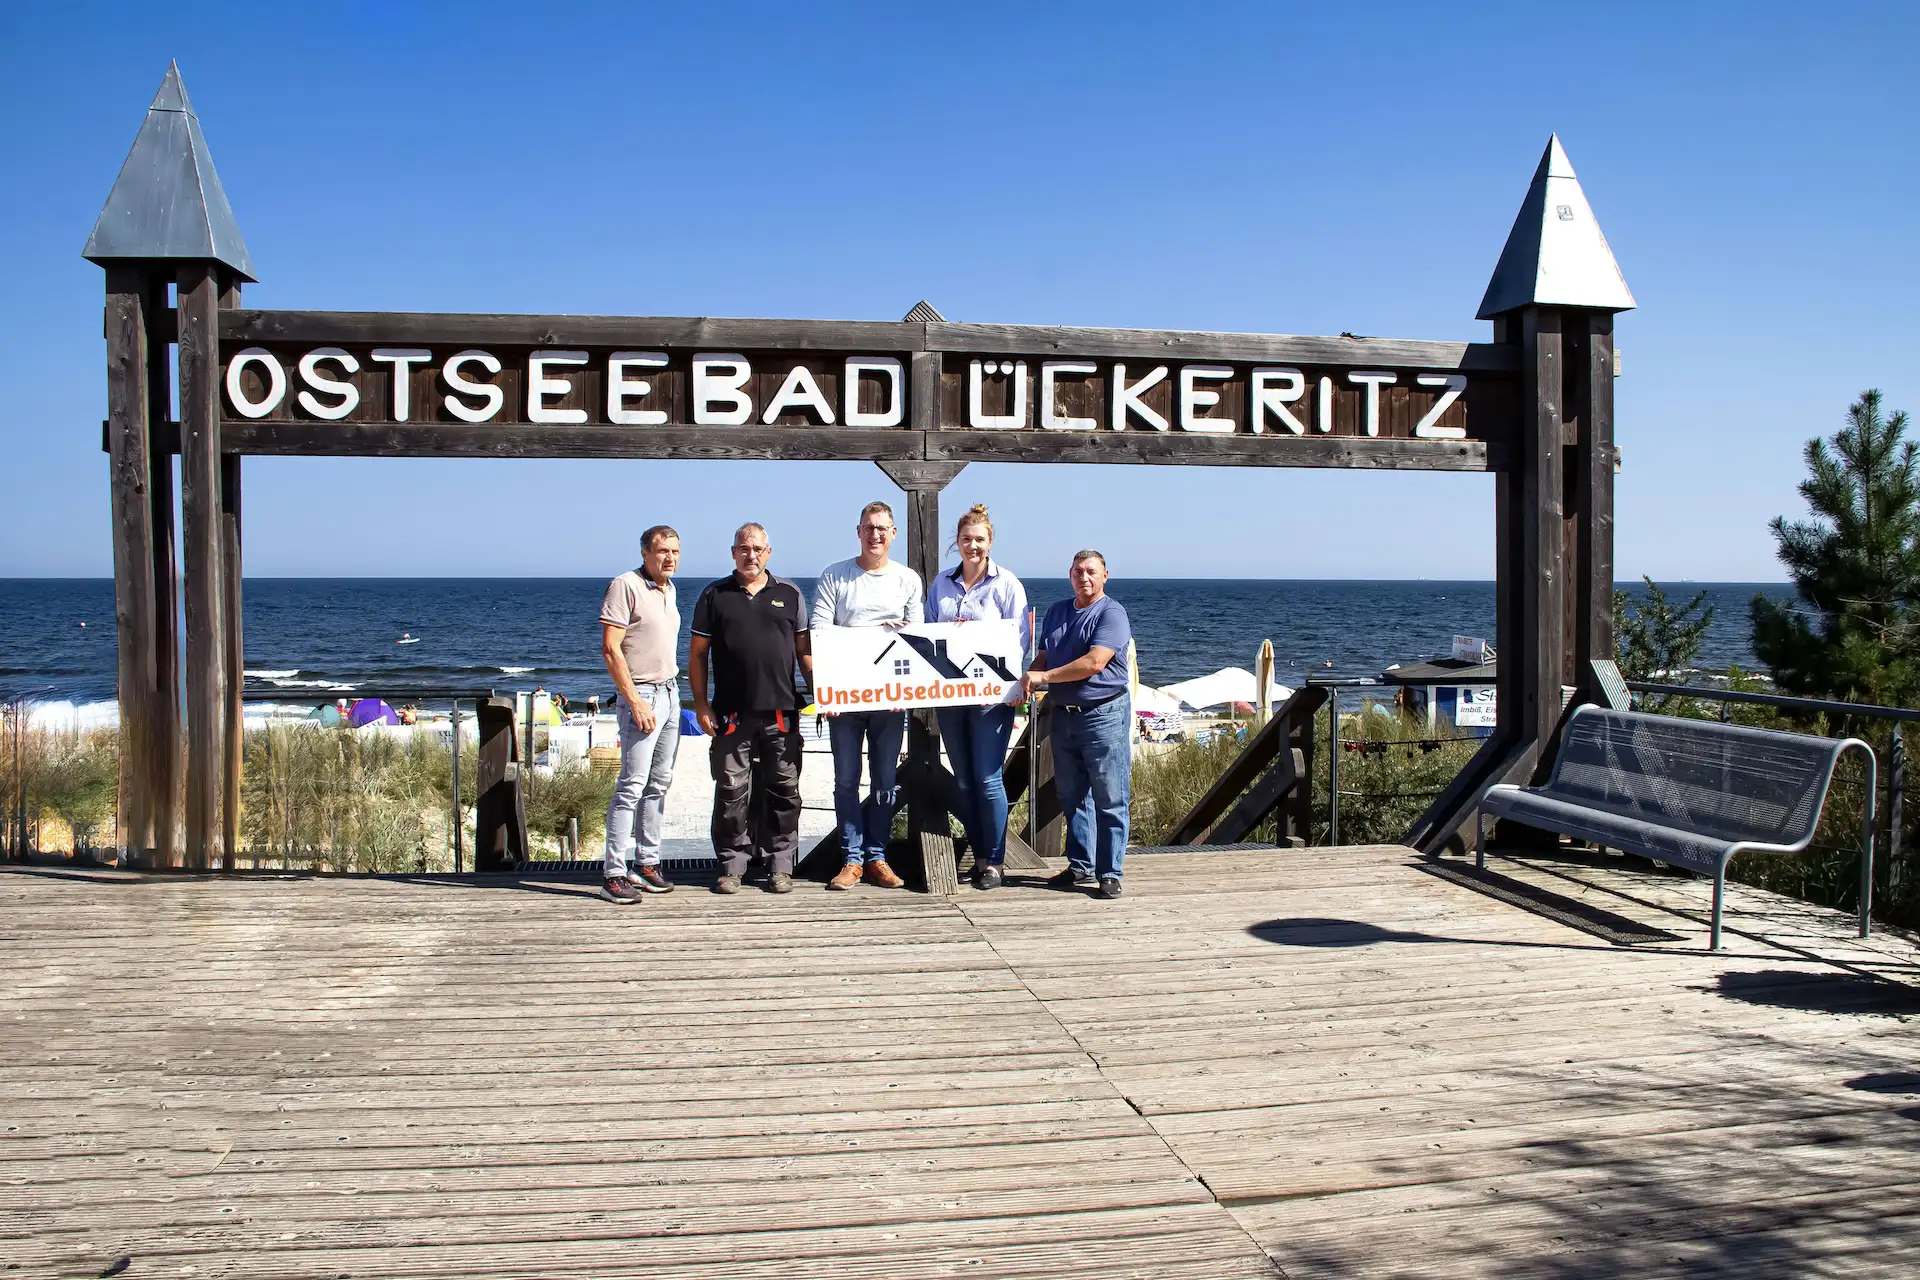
[145,278,181,868]
[220,422,1495,471]
[222,312,924,352]
[220,422,927,462]
[216,310,1519,375]
[219,279,244,870]
[1573,311,1616,700]
[104,266,157,862]
[925,321,1518,373]
[177,264,225,869]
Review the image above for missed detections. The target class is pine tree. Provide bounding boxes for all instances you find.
[1751,390,1920,704]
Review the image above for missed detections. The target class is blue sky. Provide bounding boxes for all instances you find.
[2,2,1915,582]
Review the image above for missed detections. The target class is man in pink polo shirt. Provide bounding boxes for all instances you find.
[599,525,683,903]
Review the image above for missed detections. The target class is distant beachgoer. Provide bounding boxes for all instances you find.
[690,522,813,895]
[1020,550,1132,900]
[397,704,418,726]
[927,503,1027,891]
[812,501,923,891]
[598,524,683,904]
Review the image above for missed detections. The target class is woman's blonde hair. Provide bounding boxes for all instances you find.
[951,503,993,554]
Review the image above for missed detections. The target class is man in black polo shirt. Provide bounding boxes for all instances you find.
[689,521,814,894]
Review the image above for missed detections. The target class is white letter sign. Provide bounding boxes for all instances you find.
[844,357,904,427]
[297,347,361,420]
[692,354,753,426]
[1178,365,1235,433]
[967,360,1028,430]
[1413,373,1468,439]
[1347,371,1397,437]
[1040,361,1097,430]
[1111,363,1169,431]
[225,348,287,418]
[528,351,589,424]
[607,352,668,425]
[1249,367,1306,434]
[762,365,834,424]
[443,350,504,423]
[369,348,431,420]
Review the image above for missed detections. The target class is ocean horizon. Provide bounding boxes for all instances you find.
[2,577,1798,709]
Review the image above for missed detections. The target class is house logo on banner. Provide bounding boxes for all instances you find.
[812,621,1024,711]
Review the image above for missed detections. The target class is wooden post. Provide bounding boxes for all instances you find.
[146,276,181,868]
[1499,306,1566,758]
[876,451,966,894]
[176,264,224,869]
[1570,311,1616,699]
[219,279,244,869]
[104,265,159,863]
[474,696,528,872]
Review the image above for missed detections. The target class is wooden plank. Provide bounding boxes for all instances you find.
[221,421,927,461]
[219,421,1495,471]
[176,264,224,869]
[925,320,1519,373]
[924,430,1492,471]
[143,278,182,867]
[217,309,1518,375]
[221,310,925,352]
[102,266,157,862]
[1576,310,1616,700]
[219,273,244,870]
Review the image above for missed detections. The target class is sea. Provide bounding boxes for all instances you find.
[1,578,1795,713]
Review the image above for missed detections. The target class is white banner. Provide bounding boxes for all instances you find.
[1454,685,1497,728]
[812,621,1023,711]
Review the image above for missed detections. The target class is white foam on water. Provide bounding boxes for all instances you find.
[500,666,535,675]
[244,669,300,679]
[25,700,121,731]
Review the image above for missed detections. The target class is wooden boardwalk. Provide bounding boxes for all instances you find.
[5,845,1919,1279]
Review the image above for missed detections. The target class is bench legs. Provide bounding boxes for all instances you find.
[1710,870,1725,952]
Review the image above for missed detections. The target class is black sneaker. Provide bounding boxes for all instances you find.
[973,865,1003,891]
[601,876,643,905]
[633,865,674,894]
[1098,877,1123,900]
[1047,867,1096,889]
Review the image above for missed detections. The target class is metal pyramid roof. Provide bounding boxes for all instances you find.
[83,62,257,281]
[1476,136,1630,319]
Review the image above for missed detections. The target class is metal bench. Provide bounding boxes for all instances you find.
[1478,706,1876,949]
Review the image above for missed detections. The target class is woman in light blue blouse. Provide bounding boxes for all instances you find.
[927,504,1028,891]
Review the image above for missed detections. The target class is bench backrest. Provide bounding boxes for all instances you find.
[1545,706,1850,848]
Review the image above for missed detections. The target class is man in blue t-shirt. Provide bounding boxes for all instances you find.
[1020,549,1133,898]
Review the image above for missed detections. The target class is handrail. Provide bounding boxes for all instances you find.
[1626,680,1920,724]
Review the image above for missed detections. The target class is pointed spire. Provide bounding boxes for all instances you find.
[902,300,945,323]
[1476,135,1630,319]
[83,62,256,281]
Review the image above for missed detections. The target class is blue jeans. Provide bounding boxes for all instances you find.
[1050,696,1131,880]
[603,684,680,877]
[829,710,905,864]
[937,703,1015,866]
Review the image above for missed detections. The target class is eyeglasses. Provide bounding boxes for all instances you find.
[859,524,894,535]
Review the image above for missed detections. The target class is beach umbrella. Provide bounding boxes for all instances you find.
[1163,667,1260,710]
[348,697,399,727]
[1133,684,1186,716]
[679,707,705,737]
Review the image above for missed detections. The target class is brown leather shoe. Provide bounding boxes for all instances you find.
[864,860,905,888]
[828,862,863,891]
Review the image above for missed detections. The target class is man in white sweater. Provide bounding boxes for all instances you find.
[811,501,924,889]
